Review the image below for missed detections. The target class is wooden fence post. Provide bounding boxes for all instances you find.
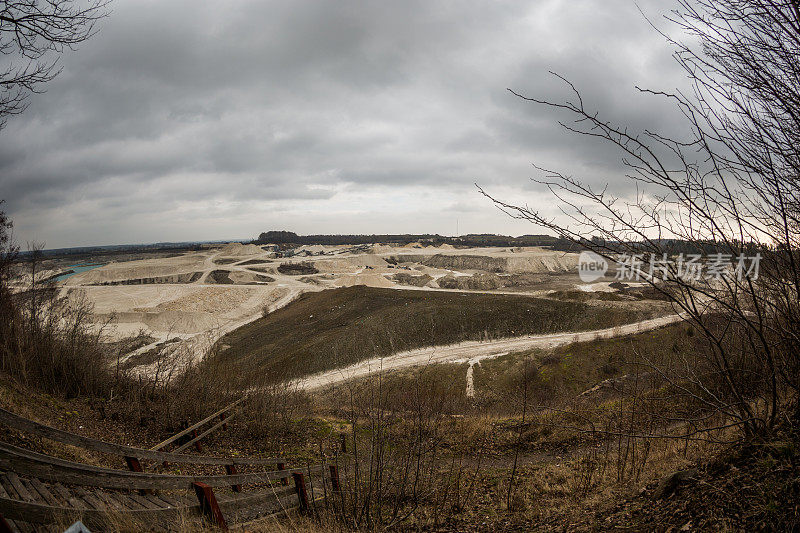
[220,412,228,430]
[193,481,227,530]
[124,456,152,495]
[124,456,143,472]
[293,472,309,512]
[277,462,288,486]
[192,429,203,452]
[329,464,341,493]
[224,464,242,492]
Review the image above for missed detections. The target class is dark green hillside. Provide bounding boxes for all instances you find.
[213,286,656,384]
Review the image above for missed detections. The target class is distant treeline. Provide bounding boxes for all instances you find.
[23,242,208,258]
[253,230,569,248]
[254,230,768,254]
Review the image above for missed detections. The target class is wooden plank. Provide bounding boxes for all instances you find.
[172,413,238,455]
[93,491,125,512]
[1,475,23,503]
[108,493,145,511]
[5,475,34,503]
[0,496,186,530]
[121,494,173,532]
[142,493,175,510]
[215,485,295,506]
[0,407,281,466]
[153,492,184,508]
[71,487,107,511]
[18,479,43,506]
[150,399,243,451]
[48,484,85,511]
[244,492,299,522]
[126,493,162,510]
[0,489,305,532]
[0,483,21,533]
[0,477,34,533]
[0,442,305,491]
[216,485,297,523]
[26,480,60,507]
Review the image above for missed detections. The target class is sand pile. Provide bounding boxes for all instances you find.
[388,253,430,264]
[335,273,396,288]
[423,254,507,272]
[153,287,259,314]
[355,254,388,268]
[392,273,434,287]
[505,253,578,273]
[421,251,579,274]
[303,259,351,273]
[95,272,202,285]
[71,254,206,284]
[219,243,264,256]
[313,254,387,272]
[229,271,274,284]
[15,269,62,285]
[437,273,504,290]
[277,262,319,275]
[106,310,216,334]
[371,244,397,254]
[143,310,217,333]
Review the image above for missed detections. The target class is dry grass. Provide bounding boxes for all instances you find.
[473,323,704,416]
[211,286,656,385]
[0,256,789,531]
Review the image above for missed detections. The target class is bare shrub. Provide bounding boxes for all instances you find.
[315,370,485,529]
[0,276,111,397]
[482,0,800,440]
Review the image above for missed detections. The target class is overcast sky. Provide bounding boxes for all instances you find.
[1,0,692,249]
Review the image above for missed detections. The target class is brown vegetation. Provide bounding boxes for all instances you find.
[277,262,319,275]
[212,285,657,385]
[483,0,800,443]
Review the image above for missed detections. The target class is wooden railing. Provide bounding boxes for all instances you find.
[0,407,279,467]
[0,407,340,531]
[150,398,243,455]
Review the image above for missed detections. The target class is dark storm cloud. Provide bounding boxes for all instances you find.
[0,0,693,247]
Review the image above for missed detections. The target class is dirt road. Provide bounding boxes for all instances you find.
[294,313,686,391]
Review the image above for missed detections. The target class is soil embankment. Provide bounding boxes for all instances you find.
[93,272,203,285]
[296,313,685,390]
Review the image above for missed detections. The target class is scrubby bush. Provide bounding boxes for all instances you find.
[277,261,318,275]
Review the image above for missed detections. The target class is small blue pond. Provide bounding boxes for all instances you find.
[55,263,104,282]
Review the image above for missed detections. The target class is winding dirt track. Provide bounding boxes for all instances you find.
[294,314,686,391]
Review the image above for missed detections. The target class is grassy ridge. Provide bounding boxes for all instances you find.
[213,286,657,383]
[473,322,702,413]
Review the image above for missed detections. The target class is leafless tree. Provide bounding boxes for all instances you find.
[0,201,17,281]
[481,0,800,439]
[0,0,108,129]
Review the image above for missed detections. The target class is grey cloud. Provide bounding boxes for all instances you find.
[1,0,695,247]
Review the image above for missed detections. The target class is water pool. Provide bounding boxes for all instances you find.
[55,263,104,282]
